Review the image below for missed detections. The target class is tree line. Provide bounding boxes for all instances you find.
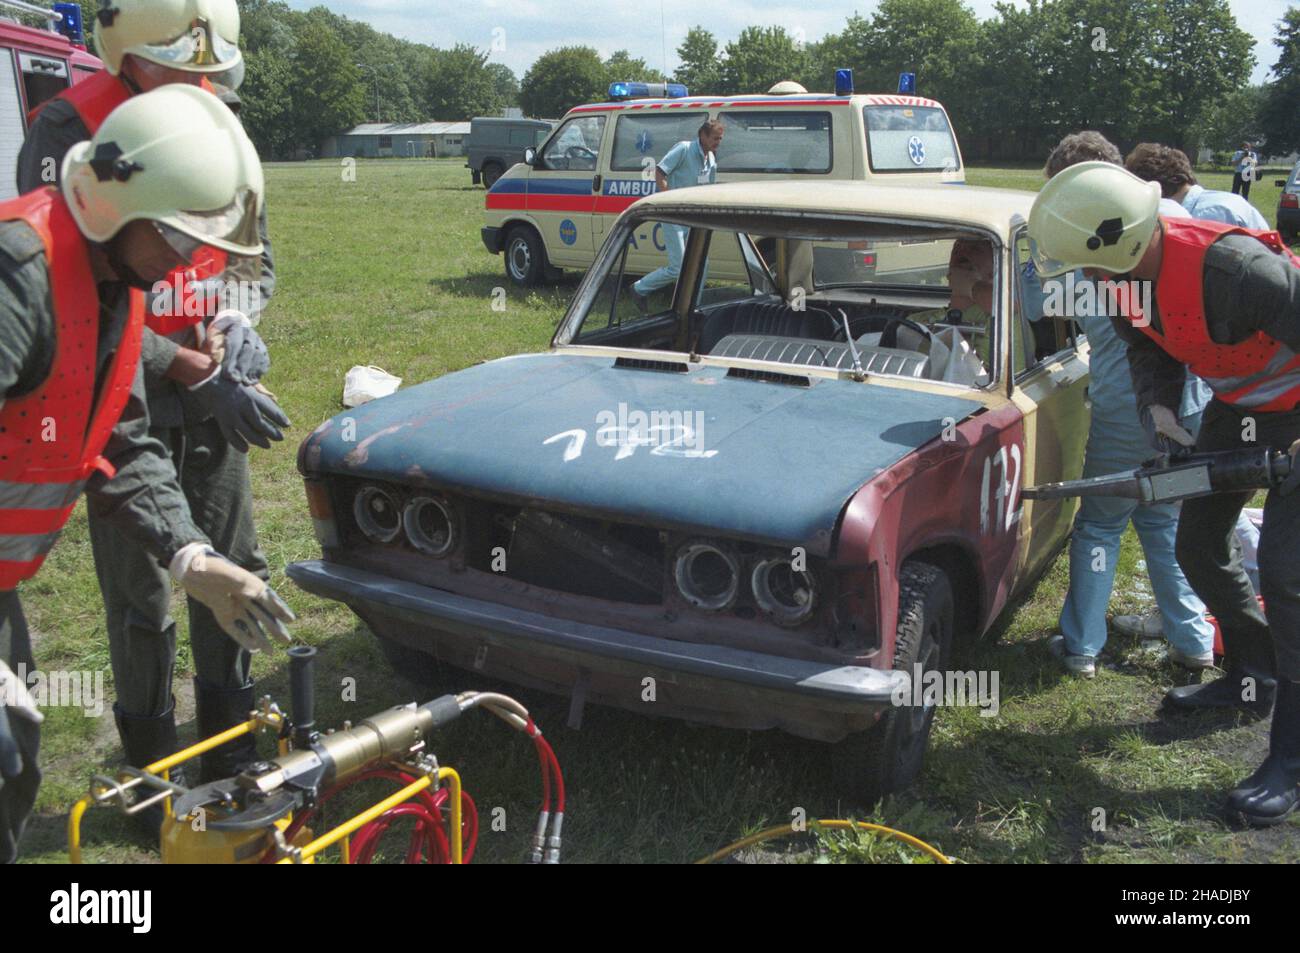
[65,0,1298,161]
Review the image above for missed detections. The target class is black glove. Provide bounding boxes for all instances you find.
[189,375,291,453]
[1282,439,1300,497]
[0,707,21,781]
[211,312,270,385]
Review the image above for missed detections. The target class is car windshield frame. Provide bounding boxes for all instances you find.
[553,205,1006,392]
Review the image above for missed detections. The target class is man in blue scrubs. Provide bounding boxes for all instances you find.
[631,119,724,311]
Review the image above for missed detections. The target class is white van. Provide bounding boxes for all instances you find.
[482,78,965,285]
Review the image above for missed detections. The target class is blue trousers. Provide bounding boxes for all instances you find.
[633,223,687,295]
[1059,418,1215,658]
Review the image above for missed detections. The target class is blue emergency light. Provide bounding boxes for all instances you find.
[834,68,854,96]
[52,2,84,46]
[608,81,689,101]
[898,72,916,94]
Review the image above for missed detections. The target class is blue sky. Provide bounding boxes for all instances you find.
[299,0,1294,86]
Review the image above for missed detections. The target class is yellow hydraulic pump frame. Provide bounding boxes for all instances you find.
[69,695,465,865]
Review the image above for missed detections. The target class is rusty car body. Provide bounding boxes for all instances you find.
[288,180,1090,799]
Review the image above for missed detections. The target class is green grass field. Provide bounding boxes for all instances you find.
[19,158,1299,864]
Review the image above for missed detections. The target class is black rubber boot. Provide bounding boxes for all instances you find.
[113,702,184,840]
[1226,679,1300,826]
[193,678,259,783]
[1163,668,1276,716]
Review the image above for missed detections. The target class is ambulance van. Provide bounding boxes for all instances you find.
[482,75,965,286]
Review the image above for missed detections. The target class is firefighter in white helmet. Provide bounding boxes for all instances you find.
[0,86,294,861]
[1030,161,1300,826]
[16,0,288,804]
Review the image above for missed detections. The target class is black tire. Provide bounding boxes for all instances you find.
[504,225,547,287]
[481,162,504,189]
[830,561,954,805]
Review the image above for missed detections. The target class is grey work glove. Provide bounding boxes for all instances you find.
[1143,404,1196,456]
[208,310,270,385]
[0,660,42,780]
[170,544,296,653]
[188,373,291,453]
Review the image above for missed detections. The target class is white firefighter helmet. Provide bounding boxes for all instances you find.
[93,0,241,77]
[1028,160,1162,277]
[61,84,263,256]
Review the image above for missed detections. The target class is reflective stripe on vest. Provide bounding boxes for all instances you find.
[39,72,226,336]
[0,188,144,589]
[1125,216,1300,413]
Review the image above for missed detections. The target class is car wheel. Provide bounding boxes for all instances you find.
[504,225,547,287]
[830,561,954,805]
[482,162,504,189]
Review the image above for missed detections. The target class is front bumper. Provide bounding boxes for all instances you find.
[287,559,905,714]
[480,225,502,254]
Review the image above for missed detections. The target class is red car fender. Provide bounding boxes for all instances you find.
[835,402,1026,664]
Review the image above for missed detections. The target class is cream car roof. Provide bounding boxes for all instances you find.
[632,180,1036,238]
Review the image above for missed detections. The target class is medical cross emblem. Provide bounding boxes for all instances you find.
[908,136,926,165]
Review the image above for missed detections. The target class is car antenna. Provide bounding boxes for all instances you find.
[838,308,867,381]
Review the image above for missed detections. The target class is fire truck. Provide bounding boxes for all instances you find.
[1,0,101,200]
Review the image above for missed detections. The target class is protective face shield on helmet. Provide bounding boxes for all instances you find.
[61,84,264,257]
[1028,161,1162,277]
[94,0,241,76]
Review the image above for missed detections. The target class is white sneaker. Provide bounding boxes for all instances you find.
[1048,635,1096,678]
[1111,610,1164,639]
[1167,646,1215,670]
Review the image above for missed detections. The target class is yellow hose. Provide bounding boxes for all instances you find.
[696,819,951,865]
[68,796,92,864]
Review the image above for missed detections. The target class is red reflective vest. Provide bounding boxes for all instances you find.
[0,188,145,590]
[1124,216,1300,413]
[37,71,228,336]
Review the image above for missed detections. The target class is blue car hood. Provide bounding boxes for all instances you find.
[302,352,981,555]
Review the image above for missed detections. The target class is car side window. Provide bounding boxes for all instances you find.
[1013,230,1079,379]
[541,116,606,171]
[694,231,774,307]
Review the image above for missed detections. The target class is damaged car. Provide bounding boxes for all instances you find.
[288,180,1091,800]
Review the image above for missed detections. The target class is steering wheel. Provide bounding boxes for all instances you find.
[879,317,935,350]
[564,145,596,161]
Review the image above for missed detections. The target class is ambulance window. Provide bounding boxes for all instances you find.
[716,111,831,174]
[863,105,960,174]
[541,116,606,172]
[610,113,708,171]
